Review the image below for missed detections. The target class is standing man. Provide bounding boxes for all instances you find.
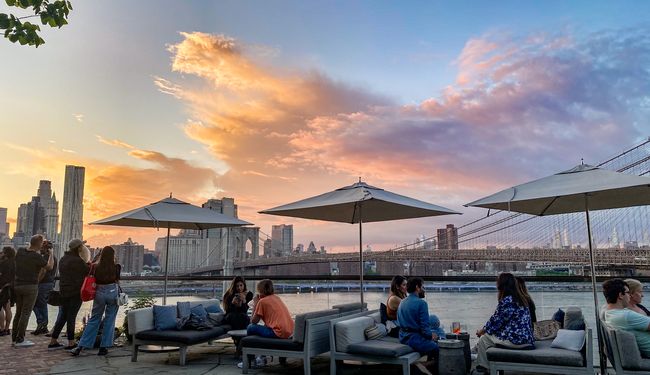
[12,234,53,347]
[31,239,57,335]
[397,277,439,375]
[602,278,650,357]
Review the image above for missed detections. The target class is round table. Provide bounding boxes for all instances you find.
[438,339,466,375]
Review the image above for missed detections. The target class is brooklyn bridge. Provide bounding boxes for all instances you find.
[182,138,650,278]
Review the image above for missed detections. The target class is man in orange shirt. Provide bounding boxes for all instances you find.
[247,279,294,338]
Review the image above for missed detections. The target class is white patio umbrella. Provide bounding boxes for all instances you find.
[91,196,251,304]
[466,163,650,373]
[260,180,461,305]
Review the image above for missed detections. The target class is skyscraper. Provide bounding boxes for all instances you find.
[271,224,293,257]
[112,238,145,275]
[437,224,458,250]
[59,165,85,259]
[0,207,8,238]
[37,180,59,241]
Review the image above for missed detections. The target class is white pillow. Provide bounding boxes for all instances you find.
[551,329,586,351]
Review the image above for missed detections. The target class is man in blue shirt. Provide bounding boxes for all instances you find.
[397,277,438,374]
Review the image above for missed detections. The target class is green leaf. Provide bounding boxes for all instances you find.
[0,14,9,29]
[6,0,16,6]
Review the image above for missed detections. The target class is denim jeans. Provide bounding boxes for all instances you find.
[247,323,277,338]
[11,284,38,343]
[78,284,119,349]
[402,332,439,360]
[429,314,446,338]
[33,281,54,326]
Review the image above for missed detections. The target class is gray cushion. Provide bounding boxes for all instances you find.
[333,302,367,313]
[347,340,414,357]
[241,335,304,351]
[365,323,387,340]
[335,316,375,352]
[614,328,644,369]
[378,335,400,343]
[487,340,584,367]
[638,358,650,371]
[292,309,338,343]
[135,326,227,345]
[564,307,585,330]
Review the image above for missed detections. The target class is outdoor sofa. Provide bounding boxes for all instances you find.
[329,309,421,375]
[128,299,230,365]
[241,302,367,375]
[600,317,650,374]
[487,307,594,375]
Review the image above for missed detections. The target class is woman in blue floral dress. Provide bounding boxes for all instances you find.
[474,272,534,373]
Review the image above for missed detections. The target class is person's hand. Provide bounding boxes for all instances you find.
[431,333,439,341]
[476,328,485,337]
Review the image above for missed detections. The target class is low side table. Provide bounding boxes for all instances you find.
[446,332,471,373]
[228,329,248,357]
[438,339,466,375]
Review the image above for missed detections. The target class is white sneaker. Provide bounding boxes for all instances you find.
[237,362,244,369]
[255,356,266,367]
[15,340,35,348]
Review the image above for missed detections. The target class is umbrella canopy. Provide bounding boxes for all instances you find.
[261,181,461,222]
[91,196,251,304]
[91,197,251,229]
[261,181,461,305]
[466,164,650,215]
[466,163,650,374]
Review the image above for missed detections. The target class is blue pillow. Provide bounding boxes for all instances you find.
[153,305,177,331]
[205,303,223,314]
[190,304,208,319]
[177,302,191,319]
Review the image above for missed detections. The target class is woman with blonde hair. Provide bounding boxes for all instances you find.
[624,278,650,316]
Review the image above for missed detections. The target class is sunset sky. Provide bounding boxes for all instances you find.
[1,1,649,252]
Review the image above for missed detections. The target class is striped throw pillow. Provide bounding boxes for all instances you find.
[364,323,388,340]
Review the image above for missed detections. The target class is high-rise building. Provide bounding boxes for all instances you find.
[271,224,293,257]
[263,238,272,257]
[112,238,145,275]
[437,224,458,250]
[15,196,43,240]
[37,180,59,241]
[0,207,8,238]
[59,165,85,259]
[156,230,209,273]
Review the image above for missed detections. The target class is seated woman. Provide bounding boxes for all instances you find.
[386,276,407,336]
[516,276,537,329]
[475,273,534,373]
[625,278,650,316]
[223,276,254,330]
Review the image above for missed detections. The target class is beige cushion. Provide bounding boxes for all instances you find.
[128,307,155,334]
[335,316,375,352]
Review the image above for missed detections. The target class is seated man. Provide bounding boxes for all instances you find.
[398,277,439,375]
[602,278,650,358]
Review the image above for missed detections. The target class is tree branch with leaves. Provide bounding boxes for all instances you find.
[0,0,72,47]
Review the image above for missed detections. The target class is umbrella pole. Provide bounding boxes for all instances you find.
[163,224,171,305]
[359,210,364,307]
[585,195,606,374]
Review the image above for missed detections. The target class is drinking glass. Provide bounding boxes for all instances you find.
[452,321,461,334]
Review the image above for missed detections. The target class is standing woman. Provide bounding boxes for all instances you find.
[223,276,254,330]
[475,273,534,373]
[0,247,16,336]
[48,240,89,350]
[71,246,121,356]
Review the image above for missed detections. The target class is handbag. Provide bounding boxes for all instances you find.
[533,319,561,341]
[117,284,128,306]
[47,280,62,306]
[80,264,96,302]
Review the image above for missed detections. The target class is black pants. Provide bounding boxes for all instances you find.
[51,295,82,340]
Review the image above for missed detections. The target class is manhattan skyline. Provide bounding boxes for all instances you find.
[1,1,649,251]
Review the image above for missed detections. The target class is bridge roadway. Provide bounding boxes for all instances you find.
[187,247,650,274]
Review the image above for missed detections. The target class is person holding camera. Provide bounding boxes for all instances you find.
[31,239,57,336]
[12,234,53,348]
[222,276,254,330]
